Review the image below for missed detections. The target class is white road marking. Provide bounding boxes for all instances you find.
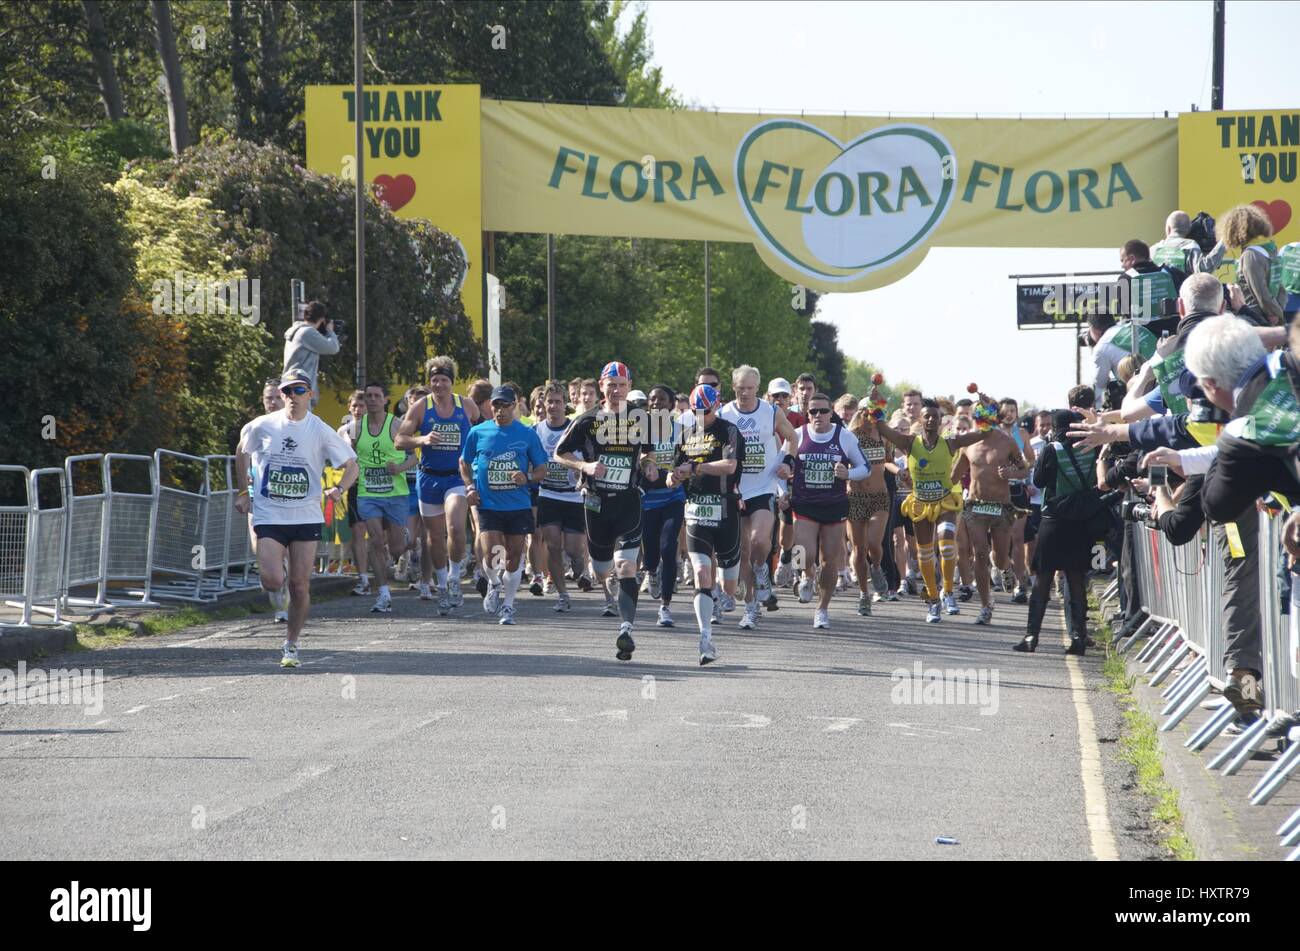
[547,708,628,723]
[809,716,862,732]
[1059,604,1119,861]
[93,719,110,726]
[680,712,770,729]
[416,711,455,728]
[125,705,149,715]
[154,694,179,702]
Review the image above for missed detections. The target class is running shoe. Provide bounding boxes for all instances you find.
[774,561,793,588]
[857,593,872,617]
[904,573,919,596]
[763,593,780,612]
[884,589,900,603]
[615,623,636,661]
[942,592,960,616]
[475,575,488,599]
[755,563,772,602]
[371,591,393,614]
[577,573,593,592]
[657,605,674,628]
[640,572,652,594]
[544,577,555,596]
[498,605,515,626]
[975,606,993,625]
[1011,585,1028,605]
[1000,569,1015,593]
[797,577,813,604]
[436,588,451,616]
[721,592,736,613]
[417,581,433,601]
[648,574,661,601]
[738,604,758,629]
[554,592,572,613]
[813,609,831,630]
[836,569,849,593]
[280,641,300,669]
[602,588,618,618]
[448,582,464,609]
[484,584,501,615]
[925,601,941,624]
[711,596,723,624]
[699,635,718,666]
[351,579,370,596]
[957,584,974,603]
[529,574,544,597]
[274,609,288,623]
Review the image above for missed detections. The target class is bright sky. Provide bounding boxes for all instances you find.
[638,0,1300,407]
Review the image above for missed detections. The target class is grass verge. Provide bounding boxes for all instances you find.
[1091,594,1196,860]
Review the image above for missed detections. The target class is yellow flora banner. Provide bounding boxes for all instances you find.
[305,84,484,336]
[1179,110,1300,266]
[482,101,1177,291]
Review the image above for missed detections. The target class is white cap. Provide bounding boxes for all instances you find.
[767,377,793,395]
[627,389,647,403]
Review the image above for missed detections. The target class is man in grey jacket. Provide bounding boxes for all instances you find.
[282,300,340,401]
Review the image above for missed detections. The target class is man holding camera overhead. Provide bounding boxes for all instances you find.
[283,300,340,405]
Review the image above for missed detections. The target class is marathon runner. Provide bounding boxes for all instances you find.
[641,384,687,628]
[236,369,358,668]
[460,385,548,626]
[669,384,740,664]
[997,397,1036,603]
[338,390,370,595]
[950,400,1030,624]
[352,382,417,614]
[534,383,588,613]
[244,379,288,622]
[395,356,480,615]
[846,404,893,615]
[767,378,797,607]
[720,366,797,630]
[555,361,661,661]
[868,392,996,623]
[790,392,870,630]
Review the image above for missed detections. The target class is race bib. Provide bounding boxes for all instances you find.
[266,464,310,501]
[686,494,723,527]
[741,436,767,475]
[803,458,836,487]
[862,445,887,463]
[487,457,518,490]
[543,460,572,491]
[363,466,394,493]
[583,491,602,514]
[915,479,946,501]
[653,441,676,470]
[429,422,462,451]
[971,501,1004,517]
[596,453,633,490]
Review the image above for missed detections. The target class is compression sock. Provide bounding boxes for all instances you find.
[938,538,958,595]
[435,567,448,589]
[694,592,713,636]
[503,565,523,608]
[916,541,938,602]
[618,576,640,624]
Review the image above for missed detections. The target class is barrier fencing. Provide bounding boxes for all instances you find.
[1110,515,1300,861]
[0,450,356,629]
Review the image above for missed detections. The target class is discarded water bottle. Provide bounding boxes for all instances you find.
[935,836,959,846]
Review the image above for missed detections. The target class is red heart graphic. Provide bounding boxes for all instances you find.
[372,174,416,212]
[1251,199,1291,235]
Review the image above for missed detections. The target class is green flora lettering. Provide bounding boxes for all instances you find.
[961,160,1141,212]
[749,162,933,216]
[547,148,723,202]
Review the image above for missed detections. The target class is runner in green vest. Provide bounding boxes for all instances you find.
[354,382,416,614]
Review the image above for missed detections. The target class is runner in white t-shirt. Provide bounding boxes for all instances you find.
[236,369,358,668]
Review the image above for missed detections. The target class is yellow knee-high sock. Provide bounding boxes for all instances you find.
[916,540,938,601]
[938,538,958,595]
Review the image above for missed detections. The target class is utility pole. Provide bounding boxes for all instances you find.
[1211,1,1225,110]
[353,0,366,387]
[546,234,557,380]
[704,241,711,366]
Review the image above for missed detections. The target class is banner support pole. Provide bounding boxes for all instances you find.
[353,0,366,388]
[1211,1,1225,110]
[704,240,711,367]
[546,234,557,381]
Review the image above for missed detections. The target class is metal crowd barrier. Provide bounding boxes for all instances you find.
[150,450,215,602]
[1123,512,1300,861]
[62,454,110,613]
[102,454,160,608]
[3,468,68,626]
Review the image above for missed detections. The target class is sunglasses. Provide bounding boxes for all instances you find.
[281,385,309,396]
[808,407,831,416]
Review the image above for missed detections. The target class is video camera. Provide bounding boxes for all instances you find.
[1121,498,1156,524]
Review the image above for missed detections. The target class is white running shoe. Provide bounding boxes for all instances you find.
[640,572,652,594]
[857,593,872,616]
[755,563,772,602]
[448,582,464,609]
[721,592,736,613]
[774,562,793,588]
[797,576,813,604]
[699,634,718,666]
[813,609,831,630]
[484,584,501,614]
[498,604,515,626]
[648,573,661,601]
[657,605,674,627]
[602,588,618,618]
[836,569,849,592]
[975,605,993,625]
[350,579,370,597]
[436,587,451,616]
[554,592,572,613]
[942,592,960,616]
[711,596,723,624]
[544,577,555,596]
[926,601,941,624]
[738,604,758,630]
[418,581,434,601]
[371,591,393,614]
[274,609,289,623]
[280,641,300,668]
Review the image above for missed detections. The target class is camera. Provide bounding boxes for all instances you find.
[1149,464,1168,489]
[331,318,346,336]
[1122,499,1156,523]
[1187,396,1228,425]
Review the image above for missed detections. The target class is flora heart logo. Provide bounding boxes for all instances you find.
[1251,199,1292,235]
[372,173,416,212]
[735,121,955,283]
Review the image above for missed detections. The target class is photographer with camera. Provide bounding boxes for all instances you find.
[1086,313,1156,406]
[283,300,341,402]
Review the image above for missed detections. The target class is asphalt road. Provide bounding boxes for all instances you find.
[0,579,1163,860]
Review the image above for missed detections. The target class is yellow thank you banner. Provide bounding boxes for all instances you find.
[482,101,1177,292]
